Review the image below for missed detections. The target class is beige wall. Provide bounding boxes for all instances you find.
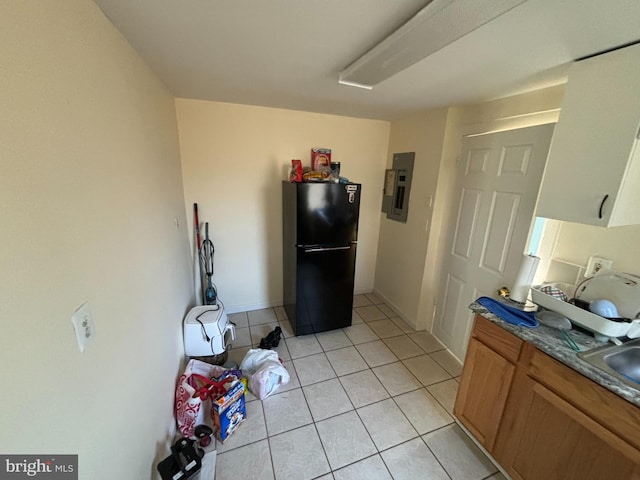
[551,222,640,277]
[0,1,192,478]
[4,2,634,475]
[375,86,566,331]
[384,84,640,343]
[374,109,449,327]
[175,99,390,312]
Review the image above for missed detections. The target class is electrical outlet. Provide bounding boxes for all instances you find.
[71,302,96,352]
[585,256,613,277]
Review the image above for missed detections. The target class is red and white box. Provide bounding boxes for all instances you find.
[311,148,331,170]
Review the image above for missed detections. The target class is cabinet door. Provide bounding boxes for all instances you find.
[508,382,640,480]
[454,337,515,451]
[536,42,640,227]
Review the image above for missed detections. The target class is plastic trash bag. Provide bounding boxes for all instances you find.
[240,349,290,400]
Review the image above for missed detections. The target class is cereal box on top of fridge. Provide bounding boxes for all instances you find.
[311,148,331,170]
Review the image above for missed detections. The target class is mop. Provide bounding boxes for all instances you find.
[201,222,218,307]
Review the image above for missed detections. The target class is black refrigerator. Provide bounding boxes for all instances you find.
[282,181,361,335]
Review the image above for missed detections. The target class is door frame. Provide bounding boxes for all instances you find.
[431,123,555,360]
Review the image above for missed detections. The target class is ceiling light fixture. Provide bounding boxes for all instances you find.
[338,0,527,88]
[337,79,374,90]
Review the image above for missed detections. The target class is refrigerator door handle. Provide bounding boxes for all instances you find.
[303,245,352,253]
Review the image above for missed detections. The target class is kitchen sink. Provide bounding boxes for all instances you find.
[578,338,640,390]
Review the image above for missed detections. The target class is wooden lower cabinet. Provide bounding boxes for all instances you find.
[457,314,640,480]
[454,337,515,451]
[503,378,640,479]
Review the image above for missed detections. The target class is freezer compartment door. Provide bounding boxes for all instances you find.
[294,244,356,335]
[295,182,360,246]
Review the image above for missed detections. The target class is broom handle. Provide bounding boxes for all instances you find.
[194,203,204,305]
[194,203,201,251]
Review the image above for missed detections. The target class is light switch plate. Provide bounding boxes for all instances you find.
[71,302,96,352]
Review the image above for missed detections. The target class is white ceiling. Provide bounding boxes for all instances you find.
[94,0,640,120]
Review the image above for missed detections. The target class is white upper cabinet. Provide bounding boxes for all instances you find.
[536,43,640,227]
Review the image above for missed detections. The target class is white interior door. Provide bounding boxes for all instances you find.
[433,124,554,361]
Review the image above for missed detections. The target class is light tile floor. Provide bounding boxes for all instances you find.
[215,294,505,480]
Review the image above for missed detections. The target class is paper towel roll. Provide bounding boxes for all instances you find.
[510,254,540,303]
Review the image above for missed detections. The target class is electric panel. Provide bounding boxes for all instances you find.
[382,152,415,223]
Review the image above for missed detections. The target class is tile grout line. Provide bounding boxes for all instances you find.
[354,394,421,455]
[219,301,466,479]
[419,432,455,480]
[399,356,454,389]
[371,364,423,399]
[361,360,425,455]
[332,325,429,467]
[291,349,341,388]
[427,349,463,377]
[333,452,391,478]
[423,375,459,415]
[223,400,458,473]
[297,373,336,478]
[261,395,278,480]
[421,421,457,437]
[374,434,455,480]
[480,470,500,480]
[333,324,460,478]
[320,332,404,478]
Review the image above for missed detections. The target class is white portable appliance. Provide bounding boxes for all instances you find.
[183,305,235,356]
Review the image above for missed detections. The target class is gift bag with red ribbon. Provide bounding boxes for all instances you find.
[175,359,233,438]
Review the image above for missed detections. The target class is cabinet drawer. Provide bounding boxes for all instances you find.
[528,349,640,451]
[472,315,523,363]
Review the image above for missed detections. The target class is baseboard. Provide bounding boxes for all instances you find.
[354,287,373,295]
[370,289,420,331]
[221,290,417,324]
[222,299,282,315]
[224,288,376,314]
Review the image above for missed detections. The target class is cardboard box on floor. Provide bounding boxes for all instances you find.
[212,381,246,443]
